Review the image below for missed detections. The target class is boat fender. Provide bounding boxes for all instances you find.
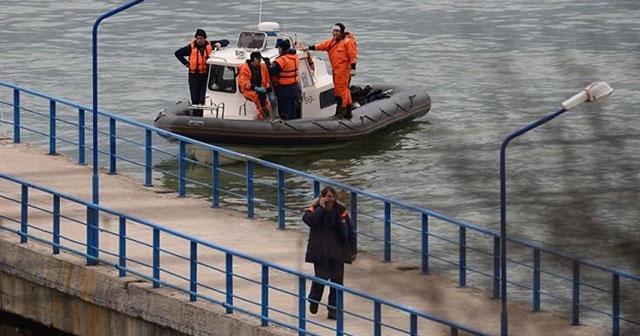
[305,51,315,71]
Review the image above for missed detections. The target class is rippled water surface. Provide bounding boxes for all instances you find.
[1,0,639,333]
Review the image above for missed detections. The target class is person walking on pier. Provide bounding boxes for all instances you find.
[174,28,229,117]
[302,186,357,320]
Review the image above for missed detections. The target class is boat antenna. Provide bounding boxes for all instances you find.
[258,0,263,24]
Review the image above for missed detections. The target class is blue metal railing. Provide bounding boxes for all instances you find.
[0,173,489,336]
[0,81,638,334]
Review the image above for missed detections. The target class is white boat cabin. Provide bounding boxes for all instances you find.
[201,22,337,120]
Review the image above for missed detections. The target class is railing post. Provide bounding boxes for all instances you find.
[612,274,620,336]
[374,302,382,336]
[109,117,116,174]
[336,287,344,336]
[152,228,160,288]
[298,277,306,336]
[53,195,60,254]
[261,265,269,326]
[246,161,254,218]
[178,141,186,197]
[119,217,126,277]
[144,129,152,186]
[410,313,418,336]
[493,236,500,299]
[13,89,20,143]
[459,226,467,287]
[78,108,86,164]
[421,213,429,274]
[533,249,541,311]
[20,185,28,243]
[571,261,580,325]
[190,241,197,301]
[212,149,220,207]
[226,253,234,314]
[313,180,320,197]
[384,201,391,262]
[49,100,57,155]
[277,169,285,229]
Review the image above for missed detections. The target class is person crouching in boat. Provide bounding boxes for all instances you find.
[174,28,229,117]
[303,23,357,119]
[269,39,301,120]
[238,51,272,120]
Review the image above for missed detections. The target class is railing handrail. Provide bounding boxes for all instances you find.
[0,172,489,335]
[1,80,638,281]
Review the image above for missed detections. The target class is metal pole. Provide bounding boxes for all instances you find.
[92,0,145,204]
[499,107,567,335]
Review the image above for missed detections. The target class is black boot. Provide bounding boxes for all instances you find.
[327,308,336,320]
[334,105,346,119]
[343,104,353,119]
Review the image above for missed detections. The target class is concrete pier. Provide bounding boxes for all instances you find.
[0,140,607,336]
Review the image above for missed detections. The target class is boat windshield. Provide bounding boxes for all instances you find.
[237,32,267,50]
[208,65,237,93]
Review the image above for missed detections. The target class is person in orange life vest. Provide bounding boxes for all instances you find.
[174,28,229,117]
[268,39,301,120]
[302,186,357,320]
[304,23,357,119]
[238,51,272,120]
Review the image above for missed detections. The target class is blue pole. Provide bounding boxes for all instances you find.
[499,107,567,335]
[92,0,145,204]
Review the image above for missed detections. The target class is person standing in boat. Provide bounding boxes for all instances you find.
[174,29,229,117]
[268,39,301,120]
[303,186,357,320]
[238,51,273,120]
[303,23,357,119]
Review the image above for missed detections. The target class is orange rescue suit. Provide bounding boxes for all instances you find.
[238,61,272,117]
[313,32,357,107]
[273,53,300,86]
[188,40,213,74]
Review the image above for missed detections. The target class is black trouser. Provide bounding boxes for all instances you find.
[189,73,208,117]
[277,95,299,120]
[308,259,344,310]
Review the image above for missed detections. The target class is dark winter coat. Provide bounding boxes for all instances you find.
[302,203,357,264]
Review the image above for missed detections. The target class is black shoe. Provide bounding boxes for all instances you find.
[309,301,318,315]
[327,309,336,320]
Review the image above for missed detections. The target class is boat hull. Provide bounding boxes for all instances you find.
[155,84,430,155]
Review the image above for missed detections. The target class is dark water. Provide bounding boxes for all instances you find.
[1,0,639,332]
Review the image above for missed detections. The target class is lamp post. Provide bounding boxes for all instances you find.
[499,81,613,335]
[88,0,145,265]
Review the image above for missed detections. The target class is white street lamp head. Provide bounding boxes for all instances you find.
[561,81,614,111]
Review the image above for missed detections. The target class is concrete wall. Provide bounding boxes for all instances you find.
[0,237,289,336]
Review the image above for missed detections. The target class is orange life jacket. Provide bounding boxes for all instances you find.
[273,53,300,86]
[189,40,212,74]
[238,61,271,92]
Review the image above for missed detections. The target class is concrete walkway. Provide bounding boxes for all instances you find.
[0,140,607,336]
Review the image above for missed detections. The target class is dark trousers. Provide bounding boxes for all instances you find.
[308,260,344,309]
[277,95,298,120]
[189,73,208,117]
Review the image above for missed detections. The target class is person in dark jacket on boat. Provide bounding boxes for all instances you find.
[174,28,229,117]
[303,186,357,320]
[238,51,272,120]
[268,39,301,120]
